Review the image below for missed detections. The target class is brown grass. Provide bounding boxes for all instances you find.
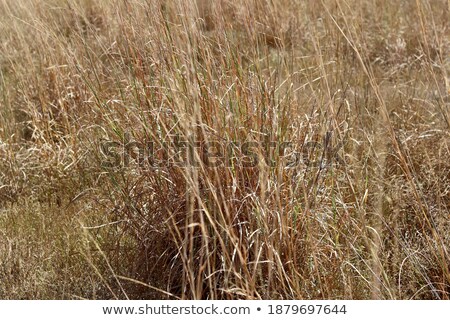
[0,0,449,299]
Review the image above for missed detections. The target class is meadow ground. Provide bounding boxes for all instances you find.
[0,0,449,299]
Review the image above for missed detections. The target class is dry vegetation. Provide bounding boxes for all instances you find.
[0,0,449,299]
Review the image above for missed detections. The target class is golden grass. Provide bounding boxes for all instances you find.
[0,0,449,299]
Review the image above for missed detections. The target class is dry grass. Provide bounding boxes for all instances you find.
[0,0,449,299]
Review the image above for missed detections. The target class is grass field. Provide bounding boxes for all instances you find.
[0,0,449,299]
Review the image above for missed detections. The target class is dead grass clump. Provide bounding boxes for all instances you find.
[0,0,448,299]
